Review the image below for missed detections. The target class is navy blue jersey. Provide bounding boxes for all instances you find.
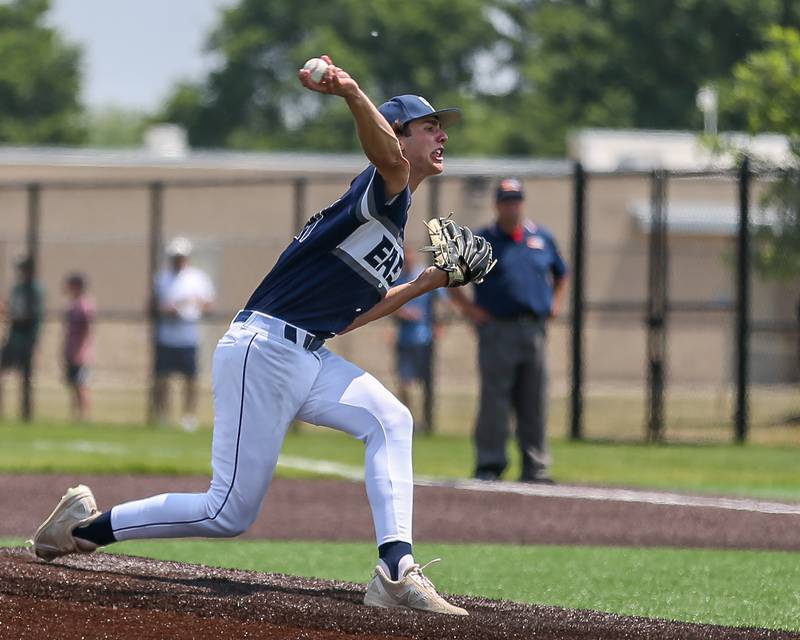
[246,166,410,337]
[474,221,568,318]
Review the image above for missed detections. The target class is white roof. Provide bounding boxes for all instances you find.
[570,129,794,172]
[0,145,571,177]
[629,199,777,235]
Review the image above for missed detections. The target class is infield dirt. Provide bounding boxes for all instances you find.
[3,549,798,640]
[1,474,799,639]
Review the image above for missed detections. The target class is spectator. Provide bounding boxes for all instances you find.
[449,178,568,483]
[153,237,215,431]
[392,251,441,434]
[0,255,44,421]
[63,272,95,422]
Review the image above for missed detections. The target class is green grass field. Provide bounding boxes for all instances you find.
[3,537,798,631]
[2,419,799,499]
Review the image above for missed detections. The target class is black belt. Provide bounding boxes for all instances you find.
[233,310,325,352]
[497,311,542,322]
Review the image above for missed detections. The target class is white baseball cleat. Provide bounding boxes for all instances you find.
[30,484,101,562]
[364,558,468,616]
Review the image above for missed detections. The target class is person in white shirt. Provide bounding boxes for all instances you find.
[153,237,215,430]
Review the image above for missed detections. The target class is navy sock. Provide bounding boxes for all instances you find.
[378,541,412,580]
[73,511,116,547]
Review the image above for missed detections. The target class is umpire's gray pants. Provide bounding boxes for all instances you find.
[474,317,550,479]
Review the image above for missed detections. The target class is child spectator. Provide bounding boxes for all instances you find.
[63,272,95,422]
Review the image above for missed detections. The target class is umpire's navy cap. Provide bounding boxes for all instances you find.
[496,177,524,201]
[378,95,461,129]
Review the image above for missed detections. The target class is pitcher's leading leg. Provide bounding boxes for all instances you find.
[297,349,466,615]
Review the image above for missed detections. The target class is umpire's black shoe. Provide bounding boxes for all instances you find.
[474,469,501,482]
[519,474,556,485]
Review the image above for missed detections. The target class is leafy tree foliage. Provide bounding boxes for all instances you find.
[85,107,150,148]
[0,0,84,144]
[157,0,800,156]
[727,26,800,139]
[160,0,507,154]
[725,26,800,280]
[751,172,800,280]
[505,0,800,155]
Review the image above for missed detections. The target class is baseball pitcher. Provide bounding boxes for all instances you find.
[31,55,495,616]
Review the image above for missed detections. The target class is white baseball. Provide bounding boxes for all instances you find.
[303,57,328,83]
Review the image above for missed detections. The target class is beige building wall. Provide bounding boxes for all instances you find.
[0,151,797,422]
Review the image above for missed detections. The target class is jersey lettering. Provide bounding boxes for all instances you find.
[364,236,402,280]
[335,219,404,291]
[295,211,324,243]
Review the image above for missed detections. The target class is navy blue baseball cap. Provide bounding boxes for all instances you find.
[496,177,524,201]
[378,95,461,129]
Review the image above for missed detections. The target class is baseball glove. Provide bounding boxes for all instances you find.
[421,216,497,287]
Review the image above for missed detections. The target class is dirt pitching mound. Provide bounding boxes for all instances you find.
[1,548,795,640]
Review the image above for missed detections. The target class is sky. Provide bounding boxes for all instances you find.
[47,0,236,112]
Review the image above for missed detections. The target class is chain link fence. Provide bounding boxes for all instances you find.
[0,156,797,442]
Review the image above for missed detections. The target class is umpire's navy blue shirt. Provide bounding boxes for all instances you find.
[474,221,568,318]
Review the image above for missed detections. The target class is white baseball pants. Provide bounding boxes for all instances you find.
[110,312,414,546]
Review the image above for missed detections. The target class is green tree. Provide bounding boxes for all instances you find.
[505,0,800,155]
[725,26,800,281]
[158,0,800,157]
[0,0,85,144]
[85,107,150,148]
[728,26,800,140]
[159,0,509,154]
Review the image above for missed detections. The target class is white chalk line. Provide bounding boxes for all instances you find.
[277,455,800,516]
[279,455,364,481]
[33,440,127,455]
[25,444,800,516]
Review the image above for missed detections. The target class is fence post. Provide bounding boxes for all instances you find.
[293,177,307,234]
[422,177,443,434]
[735,157,751,442]
[147,182,164,425]
[646,170,669,442]
[26,184,41,274]
[428,176,441,220]
[21,183,41,422]
[570,162,586,440]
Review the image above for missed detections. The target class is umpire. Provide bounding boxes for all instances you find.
[450,178,568,483]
